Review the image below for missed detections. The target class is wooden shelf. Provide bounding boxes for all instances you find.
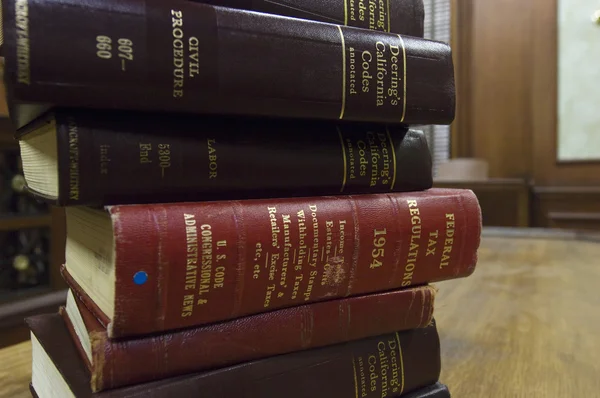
[0,286,53,306]
[0,214,52,231]
[0,117,17,149]
[0,289,66,349]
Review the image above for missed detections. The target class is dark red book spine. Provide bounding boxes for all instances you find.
[65,286,437,392]
[196,0,425,36]
[65,188,481,337]
[3,0,454,129]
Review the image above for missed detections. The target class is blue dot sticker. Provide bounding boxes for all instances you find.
[133,271,148,285]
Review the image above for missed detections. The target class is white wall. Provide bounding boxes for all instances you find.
[558,0,600,161]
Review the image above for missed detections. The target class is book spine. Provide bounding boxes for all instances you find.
[97,188,480,337]
[51,110,432,206]
[33,312,441,398]
[4,0,454,128]
[195,0,425,37]
[88,290,438,391]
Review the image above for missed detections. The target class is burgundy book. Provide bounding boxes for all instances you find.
[18,109,433,206]
[28,313,443,397]
[3,0,455,129]
[194,0,425,36]
[61,286,437,391]
[62,188,481,338]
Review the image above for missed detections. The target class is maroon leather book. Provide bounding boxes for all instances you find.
[63,287,437,391]
[19,109,433,206]
[3,0,455,129]
[63,188,481,338]
[28,313,443,397]
[195,0,425,36]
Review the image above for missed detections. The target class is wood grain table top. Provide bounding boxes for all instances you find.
[1,230,599,397]
[0,341,33,398]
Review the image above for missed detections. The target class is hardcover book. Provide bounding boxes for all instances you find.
[194,0,425,36]
[2,0,455,129]
[28,312,445,397]
[62,288,438,391]
[18,110,433,206]
[63,188,481,337]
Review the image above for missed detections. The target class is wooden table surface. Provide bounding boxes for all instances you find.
[1,229,599,397]
[0,340,32,398]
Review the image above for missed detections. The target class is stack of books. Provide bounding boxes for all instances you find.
[3,0,482,396]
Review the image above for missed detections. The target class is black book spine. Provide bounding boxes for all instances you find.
[3,0,454,129]
[196,0,425,36]
[26,109,433,206]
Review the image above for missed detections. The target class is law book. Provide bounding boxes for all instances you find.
[18,109,433,206]
[30,382,451,398]
[63,188,481,338]
[29,312,444,397]
[62,286,437,391]
[3,0,455,130]
[194,0,425,37]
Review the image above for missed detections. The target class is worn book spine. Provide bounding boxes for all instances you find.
[61,290,439,392]
[28,110,432,206]
[64,188,481,337]
[195,0,425,36]
[3,0,454,129]
[30,313,441,397]
[29,382,450,398]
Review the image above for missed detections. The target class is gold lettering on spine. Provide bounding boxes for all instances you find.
[352,358,359,398]
[338,26,347,119]
[440,213,456,269]
[386,127,397,190]
[197,224,213,303]
[402,199,421,286]
[397,35,407,122]
[171,10,185,98]
[395,332,405,394]
[15,0,31,85]
[338,127,348,192]
[67,118,80,201]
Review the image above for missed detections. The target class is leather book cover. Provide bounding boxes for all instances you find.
[29,381,451,398]
[62,288,438,392]
[3,0,455,129]
[195,0,425,37]
[403,383,451,398]
[64,188,480,338]
[28,313,442,397]
[22,109,433,206]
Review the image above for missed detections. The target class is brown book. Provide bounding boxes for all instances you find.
[62,188,481,338]
[18,109,433,206]
[194,0,425,36]
[3,0,455,129]
[29,312,444,397]
[62,287,436,392]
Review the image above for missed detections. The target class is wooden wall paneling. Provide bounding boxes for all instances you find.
[50,207,67,290]
[434,179,530,227]
[450,0,473,158]
[0,290,67,348]
[468,0,534,179]
[531,0,600,186]
[532,186,600,230]
[0,59,9,117]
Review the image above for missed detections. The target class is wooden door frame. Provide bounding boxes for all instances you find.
[450,0,474,159]
[531,0,600,185]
